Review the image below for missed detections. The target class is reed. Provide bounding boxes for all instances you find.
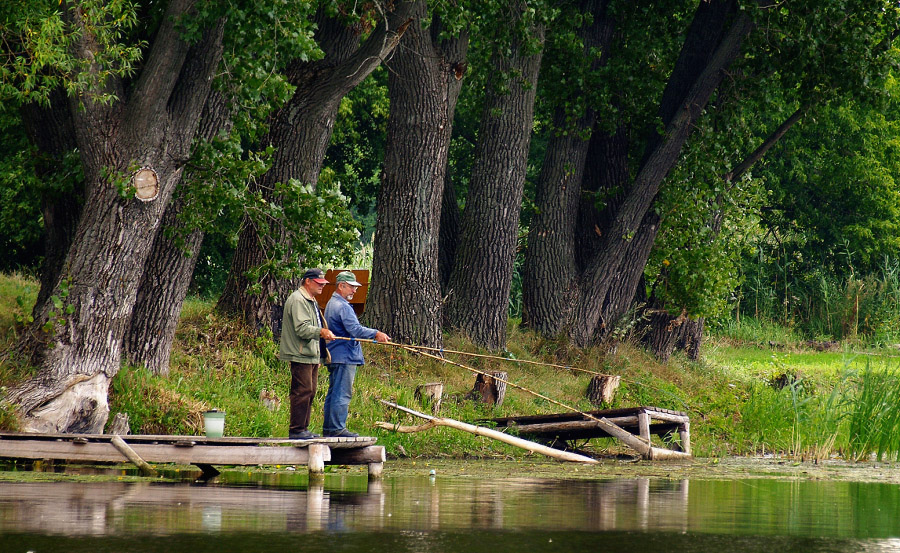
[726,256,900,344]
[842,364,900,461]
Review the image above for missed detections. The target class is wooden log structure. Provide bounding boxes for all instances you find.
[0,432,387,479]
[484,406,691,459]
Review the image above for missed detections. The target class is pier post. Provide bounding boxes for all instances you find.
[308,444,328,475]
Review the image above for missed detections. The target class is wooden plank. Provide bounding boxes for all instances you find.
[510,418,681,438]
[0,432,375,448]
[0,439,333,466]
[485,406,688,426]
[638,412,651,445]
[642,410,690,423]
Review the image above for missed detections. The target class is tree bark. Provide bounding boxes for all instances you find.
[522,0,614,335]
[365,3,468,347]
[123,90,233,375]
[438,164,462,295]
[444,7,544,351]
[6,1,224,433]
[218,5,412,331]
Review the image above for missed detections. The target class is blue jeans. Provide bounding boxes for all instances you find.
[323,363,358,434]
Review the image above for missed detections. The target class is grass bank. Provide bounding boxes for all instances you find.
[4,273,900,462]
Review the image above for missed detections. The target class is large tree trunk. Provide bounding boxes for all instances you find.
[553,0,753,347]
[123,91,233,375]
[217,5,412,332]
[6,3,224,433]
[365,3,468,347]
[443,7,544,351]
[522,0,614,335]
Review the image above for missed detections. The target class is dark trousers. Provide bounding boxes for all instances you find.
[289,362,319,433]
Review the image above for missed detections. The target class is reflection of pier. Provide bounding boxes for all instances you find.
[0,479,386,535]
[0,432,385,479]
[0,475,692,535]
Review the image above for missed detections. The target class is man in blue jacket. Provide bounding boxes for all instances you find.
[323,271,390,437]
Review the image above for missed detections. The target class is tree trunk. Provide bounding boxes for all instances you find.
[643,306,704,362]
[639,99,811,361]
[438,165,461,295]
[365,4,468,347]
[6,3,224,433]
[522,0,614,335]
[218,5,412,331]
[123,91,233,375]
[444,10,544,351]
[566,0,753,346]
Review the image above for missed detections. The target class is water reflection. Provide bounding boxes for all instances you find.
[0,474,899,552]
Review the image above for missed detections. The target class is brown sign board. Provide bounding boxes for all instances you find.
[316,269,369,316]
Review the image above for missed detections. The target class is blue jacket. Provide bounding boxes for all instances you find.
[324,293,378,365]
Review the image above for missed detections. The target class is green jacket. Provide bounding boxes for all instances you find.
[278,287,331,364]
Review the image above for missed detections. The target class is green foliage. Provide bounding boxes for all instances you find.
[0,400,21,431]
[0,108,43,271]
[0,0,145,106]
[323,67,389,220]
[842,366,900,461]
[242,178,360,293]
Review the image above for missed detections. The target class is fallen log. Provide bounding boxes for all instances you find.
[378,400,598,464]
[110,435,157,477]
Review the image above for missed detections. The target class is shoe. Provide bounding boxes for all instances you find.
[324,429,359,438]
[289,430,320,440]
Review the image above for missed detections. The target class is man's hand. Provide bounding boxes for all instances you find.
[374,331,391,343]
[320,328,336,341]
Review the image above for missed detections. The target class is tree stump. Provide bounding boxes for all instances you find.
[469,371,507,407]
[415,382,444,413]
[107,412,131,435]
[586,375,620,407]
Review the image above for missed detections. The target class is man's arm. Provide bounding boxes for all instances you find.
[338,302,378,340]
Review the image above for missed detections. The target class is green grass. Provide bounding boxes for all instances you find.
[5,272,900,462]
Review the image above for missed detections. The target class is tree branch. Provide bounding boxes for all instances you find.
[328,2,415,98]
[124,0,197,126]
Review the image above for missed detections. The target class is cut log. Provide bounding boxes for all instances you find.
[414,382,444,413]
[586,375,620,407]
[378,400,598,464]
[469,371,507,406]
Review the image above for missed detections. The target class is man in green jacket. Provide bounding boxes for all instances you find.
[279,268,336,439]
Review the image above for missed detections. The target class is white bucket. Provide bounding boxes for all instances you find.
[203,410,225,438]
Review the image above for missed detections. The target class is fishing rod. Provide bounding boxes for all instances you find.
[384,341,689,459]
[330,336,614,377]
[331,335,690,410]
[330,336,607,422]
[389,341,611,425]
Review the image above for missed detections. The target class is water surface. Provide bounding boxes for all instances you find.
[1,468,899,552]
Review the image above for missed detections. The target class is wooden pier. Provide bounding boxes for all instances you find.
[484,406,691,459]
[0,432,386,479]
